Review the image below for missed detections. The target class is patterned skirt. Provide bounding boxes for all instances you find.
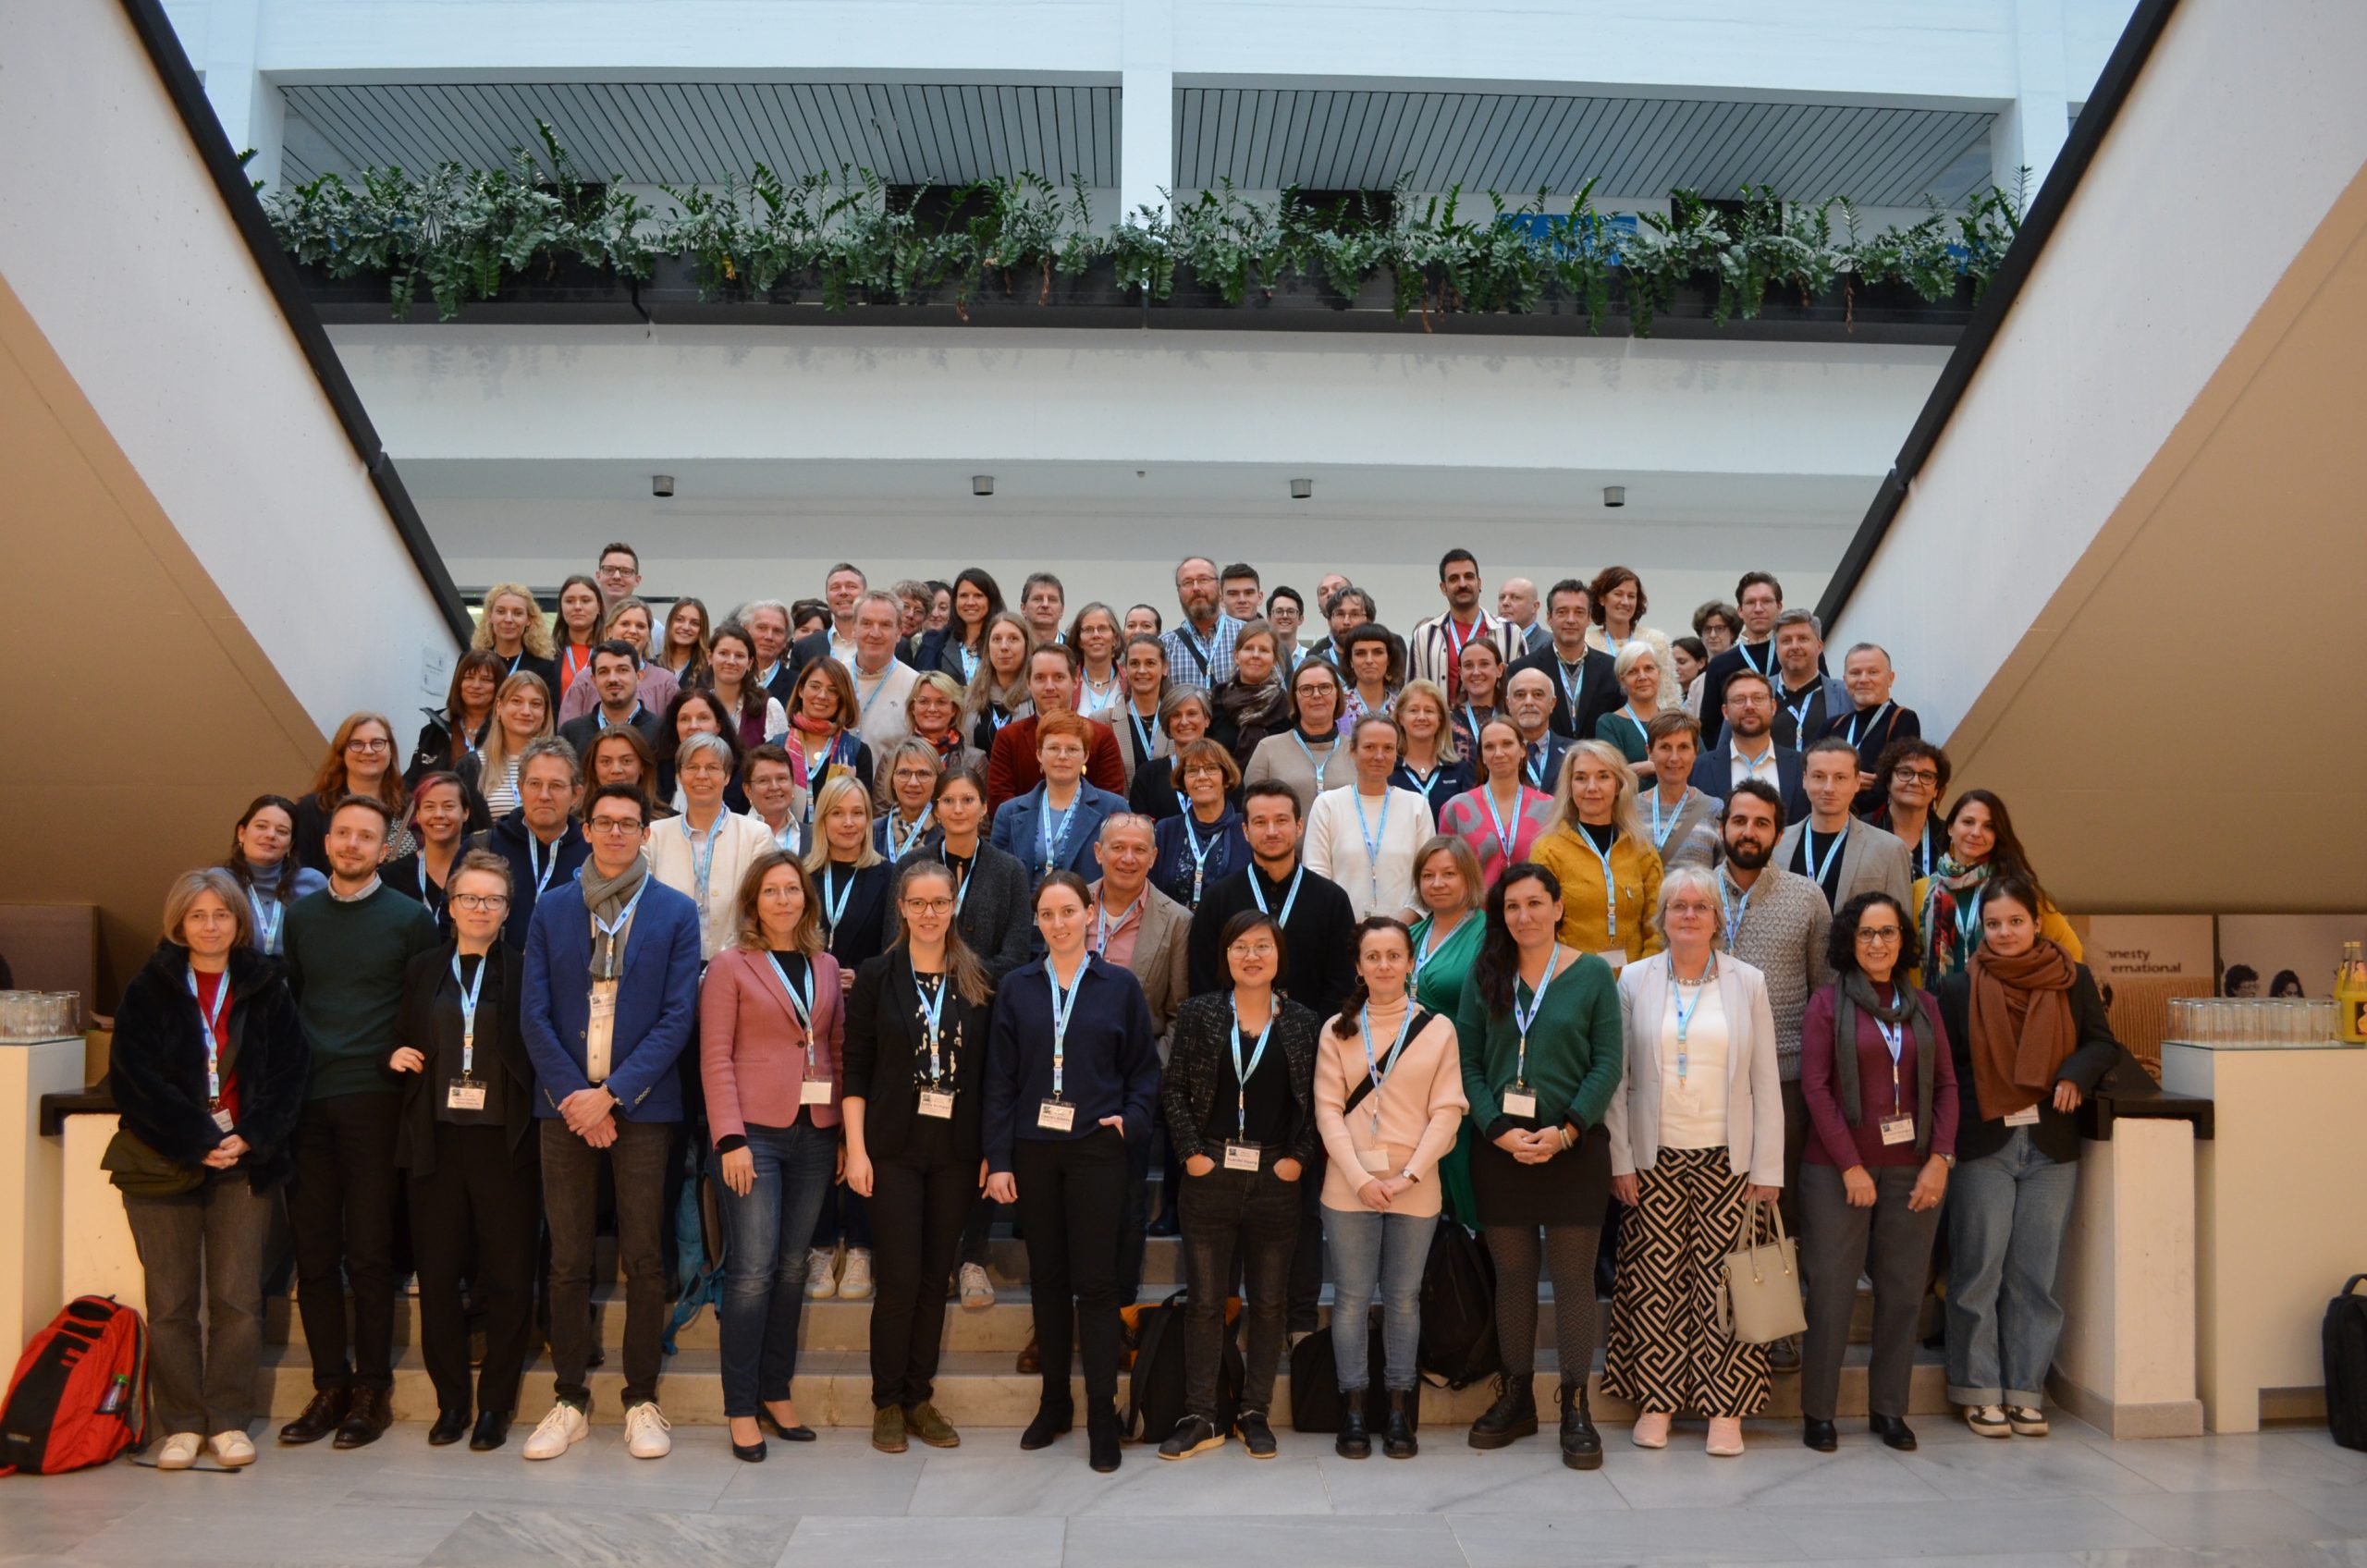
[1601,1145,1772,1417]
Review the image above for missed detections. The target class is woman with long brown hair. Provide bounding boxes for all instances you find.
[406,650,503,789]
[221,794,327,955]
[551,573,607,700]
[656,596,713,687]
[292,712,411,872]
[1914,790,2082,985]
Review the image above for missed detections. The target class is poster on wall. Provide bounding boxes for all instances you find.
[2072,915,2216,1070]
[2214,914,2367,999]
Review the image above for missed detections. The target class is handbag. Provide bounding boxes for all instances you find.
[1715,1199,1807,1345]
[100,1128,205,1199]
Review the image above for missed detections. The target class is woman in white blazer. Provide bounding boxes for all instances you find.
[647,733,779,960]
[1600,864,1784,1457]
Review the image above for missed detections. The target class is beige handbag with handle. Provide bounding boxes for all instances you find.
[1715,1198,1808,1344]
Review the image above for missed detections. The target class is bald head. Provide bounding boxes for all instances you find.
[1497,577,1540,629]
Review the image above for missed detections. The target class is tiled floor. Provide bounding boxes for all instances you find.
[4,1415,2363,1567]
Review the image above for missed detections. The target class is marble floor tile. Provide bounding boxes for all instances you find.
[1315,1445,1629,1514]
[2098,1491,2357,1550]
[419,1507,791,1565]
[67,1500,467,1567]
[1600,1440,1945,1512]
[780,1515,1067,1568]
[709,1447,924,1517]
[0,1490,146,1558]
[2275,1487,2367,1537]
[1446,1507,1785,1565]
[2073,1436,2366,1496]
[1740,1494,2174,1559]
[337,1429,736,1514]
[1064,1513,1462,1568]
[2074,1545,2367,1568]
[1895,1435,2168,1500]
[902,1437,1335,1516]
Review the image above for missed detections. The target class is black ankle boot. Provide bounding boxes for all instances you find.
[1020,1398,1073,1451]
[1466,1375,1538,1449]
[1335,1402,1370,1459]
[1086,1404,1122,1473]
[1557,1380,1601,1470]
[1382,1389,1418,1459]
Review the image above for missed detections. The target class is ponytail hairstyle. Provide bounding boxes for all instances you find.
[889,859,992,1005]
[1471,862,1564,1018]
[1330,914,1416,1038]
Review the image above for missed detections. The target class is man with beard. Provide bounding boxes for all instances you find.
[1408,548,1523,700]
[1162,556,1241,690]
[1689,669,1808,823]
[1712,778,1834,1370]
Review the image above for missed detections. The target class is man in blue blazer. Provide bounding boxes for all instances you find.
[519,782,703,1464]
[990,711,1130,892]
[1688,668,1809,824]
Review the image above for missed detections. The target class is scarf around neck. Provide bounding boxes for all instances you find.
[582,853,651,980]
[1833,972,1937,1156]
[1966,938,2079,1122]
[1919,854,1993,982]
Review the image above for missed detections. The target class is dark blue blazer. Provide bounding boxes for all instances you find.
[989,780,1131,888]
[521,874,703,1122]
[1689,741,1809,826]
[982,954,1162,1172]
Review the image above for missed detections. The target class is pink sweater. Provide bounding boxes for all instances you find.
[699,947,843,1143]
[1313,1006,1467,1217]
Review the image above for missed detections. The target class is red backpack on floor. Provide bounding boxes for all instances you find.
[0,1296,150,1475]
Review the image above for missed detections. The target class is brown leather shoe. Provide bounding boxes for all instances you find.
[903,1402,960,1449]
[333,1387,393,1449]
[1015,1334,1040,1376]
[277,1388,349,1445]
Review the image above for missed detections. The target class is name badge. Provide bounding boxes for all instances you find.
[1357,1146,1392,1174]
[2002,1104,2042,1127]
[800,1077,833,1106]
[917,1089,955,1120]
[446,1078,487,1112]
[1222,1140,1262,1171]
[1036,1098,1076,1132]
[1595,949,1628,974]
[210,1107,236,1133]
[1879,1114,1914,1145]
[1502,1086,1539,1120]
[584,980,619,1084]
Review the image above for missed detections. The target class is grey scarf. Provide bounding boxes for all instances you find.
[1834,970,1937,1158]
[581,853,650,981]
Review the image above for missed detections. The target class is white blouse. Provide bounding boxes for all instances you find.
[1656,971,1730,1151]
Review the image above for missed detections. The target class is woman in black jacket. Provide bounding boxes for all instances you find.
[843,859,995,1454]
[404,650,503,789]
[1155,908,1321,1463]
[107,869,310,1470]
[386,850,540,1452]
[1933,873,2122,1442]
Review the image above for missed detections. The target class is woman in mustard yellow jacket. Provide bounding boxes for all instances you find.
[1529,741,1665,974]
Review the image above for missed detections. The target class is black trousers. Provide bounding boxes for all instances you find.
[288,1091,401,1392]
[1178,1164,1299,1419]
[1118,1118,1154,1305]
[544,1117,674,1408]
[1012,1130,1128,1410]
[1286,1147,1328,1334]
[866,1129,975,1409]
[409,1121,542,1415]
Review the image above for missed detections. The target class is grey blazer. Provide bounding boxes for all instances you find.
[1098,878,1193,1056]
[1604,952,1784,1186]
[1640,786,1721,872]
[882,839,1036,983]
[1772,816,1914,915]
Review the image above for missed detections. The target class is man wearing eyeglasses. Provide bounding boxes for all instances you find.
[468,741,590,948]
[594,541,644,604]
[518,784,703,1464]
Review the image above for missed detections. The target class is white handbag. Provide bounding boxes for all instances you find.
[1715,1199,1808,1344]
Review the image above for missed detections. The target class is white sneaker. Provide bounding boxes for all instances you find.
[804,1247,840,1300]
[155,1432,202,1470]
[624,1401,672,1459]
[838,1248,875,1302]
[959,1263,995,1310]
[521,1401,588,1460]
[208,1429,256,1467]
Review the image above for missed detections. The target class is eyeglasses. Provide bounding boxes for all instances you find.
[1855,926,1905,944]
[346,738,391,753]
[451,893,511,912]
[1663,901,1717,919]
[901,898,956,916]
[1229,941,1279,961]
[586,818,644,837]
[1894,769,1940,787]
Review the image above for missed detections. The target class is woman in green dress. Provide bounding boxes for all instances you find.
[1407,835,1486,1228]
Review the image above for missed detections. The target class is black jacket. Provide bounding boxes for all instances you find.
[843,954,990,1163]
[1508,643,1621,742]
[1186,861,1359,1021]
[107,942,310,1191]
[1935,962,2122,1165]
[405,705,489,790]
[1160,991,1321,1167]
[387,939,539,1176]
[558,706,663,762]
[882,839,1036,983]
[467,810,591,949]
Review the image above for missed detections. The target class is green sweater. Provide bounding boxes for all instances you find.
[284,882,441,1101]
[1454,948,1625,1136]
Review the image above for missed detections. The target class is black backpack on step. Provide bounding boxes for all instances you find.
[1417,1219,1502,1390]
[2325,1274,2367,1452]
[1124,1288,1241,1443]
[1289,1309,1418,1433]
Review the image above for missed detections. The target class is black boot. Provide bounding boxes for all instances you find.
[1335,1403,1370,1460]
[1020,1396,1073,1451]
[1086,1404,1122,1473]
[1382,1389,1418,1459]
[1557,1380,1601,1471]
[1466,1375,1538,1449]
[1802,1416,1838,1452]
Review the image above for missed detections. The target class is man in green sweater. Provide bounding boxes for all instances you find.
[279,795,440,1452]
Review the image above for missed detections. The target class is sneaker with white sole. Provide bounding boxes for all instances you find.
[521,1401,589,1460]
[155,1432,202,1470]
[838,1248,875,1302]
[1965,1403,2012,1439]
[2005,1403,2049,1437]
[804,1246,840,1300]
[208,1429,256,1467]
[624,1401,672,1459]
[959,1262,995,1310]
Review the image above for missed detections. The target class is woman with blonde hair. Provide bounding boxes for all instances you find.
[873,738,945,863]
[1529,740,1663,971]
[699,851,842,1460]
[963,610,1036,753]
[458,672,555,820]
[471,582,559,695]
[291,712,411,872]
[556,596,681,723]
[1390,679,1473,825]
[906,670,983,776]
[802,772,895,1304]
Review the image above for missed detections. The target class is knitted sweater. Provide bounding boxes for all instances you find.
[1712,863,1834,1081]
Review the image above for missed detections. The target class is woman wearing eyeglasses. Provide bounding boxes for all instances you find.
[291,712,412,873]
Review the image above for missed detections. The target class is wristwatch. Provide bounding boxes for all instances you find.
[1400,1168,1421,1183]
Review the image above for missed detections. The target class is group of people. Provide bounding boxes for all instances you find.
[105,542,2134,1477]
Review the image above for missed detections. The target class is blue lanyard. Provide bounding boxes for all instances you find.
[1649,788,1686,850]
[819,865,857,938]
[1954,886,1985,947]
[505,650,523,677]
[1718,876,1752,948]
[1177,619,1221,679]
[1401,764,1441,803]
[1038,789,1078,876]
[590,876,650,976]
[1799,826,1846,886]
[885,804,934,862]
[764,951,816,1032]
[1670,954,1714,1082]
[1230,997,1275,1130]
[854,663,898,719]
[1846,701,1892,747]
[451,951,486,1076]
[680,812,719,910]
[1129,704,1159,760]
[188,969,228,1104]
[1290,730,1331,788]
[1733,745,1776,782]
[1573,827,1621,940]
[1524,741,1551,789]
[1461,703,1486,743]
[1738,641,1774,677]
[1046,957,1085,1098]
[1413,913,1463,985]
[957,644,979,681]
[1875,1014,1906,1109]
[1618,704,1648,746]
[1357,1002,1415,1133]
[1553,658,1585,715]
[1782,682,1817,734]
[526,830,563,897]
[1247,864,1304,926]
[1179,810,1222,906]
[247,888,283,955]
[1080,669,1121,712]
[1093,892,1142,955]
[596,703,642,730]
[1480,783,1525,866]
[1508,947,1561,1084]
[1352,789,1393,910]
[914,963,950,1084]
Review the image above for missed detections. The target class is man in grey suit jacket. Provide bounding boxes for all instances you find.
[1774,739,1915,914]
[1092,813,1192,1302]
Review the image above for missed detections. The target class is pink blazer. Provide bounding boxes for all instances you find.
[699,947,843,1144]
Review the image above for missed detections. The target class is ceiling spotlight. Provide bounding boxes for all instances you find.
[972,475,994,497]
[1290,477,1313,500]
[652,474,675,498]
[1602,484,1626,508]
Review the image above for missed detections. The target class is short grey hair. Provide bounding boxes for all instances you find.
[1774,607,1822,637]
[1098,812,1156,845]
[1653,864,1722,937]
[854,589,903,620]
[1612,641,1661,682]
[1159,685,1213,724]
[677,732,736,772]
[519,737,580,777]
[1844,641,1892,668]
[736,597,790,627]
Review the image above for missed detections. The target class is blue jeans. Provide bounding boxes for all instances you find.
[1321,1204,1439,1393]
[1944,1125,2079,1408]
[714,1119,838,1417]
